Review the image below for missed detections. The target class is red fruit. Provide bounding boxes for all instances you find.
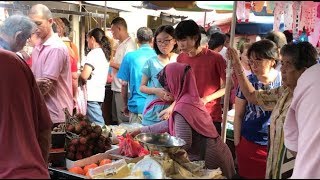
[81,129,88,136]
[90,132,98,139]
[69,145,76,152]
[80,121,87,128]
[67,124,75,132]
[88,144,94,150]
[75,152,83,160]
[68,166,84,175]
[78,144,87,152]
[84,150,93,158]
[79,137,87,145]
[75,124,82,134]
[99,135,106,140]
[99,159,112,166]
[83,163,98,174]
[66,152,75,160]
[98,140,105,149]
[85,135,91,141]
[70,138,79,145]
[86,125,93,133]
[93,126,102,136]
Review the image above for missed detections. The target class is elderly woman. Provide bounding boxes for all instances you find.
[227,41,318,179]
[132,63,235,178]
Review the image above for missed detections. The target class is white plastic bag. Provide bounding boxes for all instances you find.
[75,83,87,115]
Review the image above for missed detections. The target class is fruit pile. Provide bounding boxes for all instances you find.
[68,158,112,177]
[64,110,112,161]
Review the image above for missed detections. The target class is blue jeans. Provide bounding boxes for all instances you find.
[87,101,105,126]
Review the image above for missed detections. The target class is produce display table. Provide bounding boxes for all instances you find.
[48,111,228,179]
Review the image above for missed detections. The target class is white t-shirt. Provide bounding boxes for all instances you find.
[219,46,228,61]
[111,36,137,92]
[84,48,109,102]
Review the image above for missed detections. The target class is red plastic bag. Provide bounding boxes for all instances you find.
[118,134,149,158]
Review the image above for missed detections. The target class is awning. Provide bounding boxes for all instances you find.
[84,1,161,17]
[204,12,285,35]
[236,22,284,35]
[140,1,213,12]
[196,1,234,13]
[0,1,108,18]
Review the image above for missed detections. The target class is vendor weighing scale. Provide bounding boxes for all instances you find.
[133,133,186,179]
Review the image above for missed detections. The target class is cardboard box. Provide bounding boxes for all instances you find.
[65,145,119,169]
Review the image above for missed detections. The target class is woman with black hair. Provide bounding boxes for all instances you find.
[80,28,112,126]
[208,32,226,53]
[140,25,178,126]
[230,39,282,179]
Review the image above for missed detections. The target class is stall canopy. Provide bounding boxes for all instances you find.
[202,12,284,35]
[236,22,284,35]
[196,1,234,13]
[235,13,284,35]
[140,1,213,12]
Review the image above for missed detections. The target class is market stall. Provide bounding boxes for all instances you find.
[49,109,226,179]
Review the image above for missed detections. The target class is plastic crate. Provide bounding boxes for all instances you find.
[51,132,66,149]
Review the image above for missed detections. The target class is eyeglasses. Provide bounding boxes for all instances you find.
[156,38,173,45]
[248,59,268,66]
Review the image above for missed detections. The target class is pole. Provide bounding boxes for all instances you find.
[221,1,237,143]
[104,1,107,32]
[203,11,207,28]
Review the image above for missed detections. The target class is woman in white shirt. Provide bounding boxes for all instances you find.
[81,28,111,126]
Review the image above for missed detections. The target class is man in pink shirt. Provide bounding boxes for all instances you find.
[29,4,73,125]
[284,63,320,178]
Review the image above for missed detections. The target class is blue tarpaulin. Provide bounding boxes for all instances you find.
[236,22,284,35]
[235,13,284,35]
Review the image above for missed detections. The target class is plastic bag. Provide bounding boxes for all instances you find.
[75,83,87,115]
[118,134,149,158]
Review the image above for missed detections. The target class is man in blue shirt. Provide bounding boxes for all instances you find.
[117,27,156,124]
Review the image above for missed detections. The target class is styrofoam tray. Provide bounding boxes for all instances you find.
[65,145,119,169]
[88,159,127,177]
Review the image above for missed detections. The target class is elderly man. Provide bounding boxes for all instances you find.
[284,63,320,178]
[29,4,73,127]
[0,14,52,178]
[117,27,156,124]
